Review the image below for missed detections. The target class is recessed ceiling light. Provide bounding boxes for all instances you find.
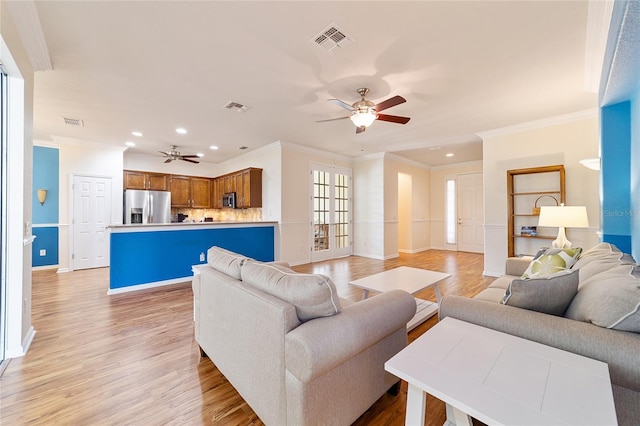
[210,145,219,150]
[125,141,136,147]
[131,131,143,137]
[196,153,204,158]
[446,153,454,157]
[176,127,187,134]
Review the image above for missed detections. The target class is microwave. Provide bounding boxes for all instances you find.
[222,192,236,208]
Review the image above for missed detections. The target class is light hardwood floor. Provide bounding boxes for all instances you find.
[1,250,495,425]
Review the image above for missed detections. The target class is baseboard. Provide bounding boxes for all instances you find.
[107,277,192,295]
[32,265,59,271]
[5,326,36,358]
[483,270,502,277]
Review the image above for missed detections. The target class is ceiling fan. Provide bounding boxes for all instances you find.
[158,145,200,164]
[317,88,410,134]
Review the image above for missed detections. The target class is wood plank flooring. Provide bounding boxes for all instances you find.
[0,250,494,425]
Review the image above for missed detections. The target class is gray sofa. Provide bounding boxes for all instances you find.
[439,243,640,425]
[192,247,417,426]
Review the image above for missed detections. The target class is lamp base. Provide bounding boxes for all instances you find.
[551,227,572,249]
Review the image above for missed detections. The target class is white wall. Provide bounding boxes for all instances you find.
[482,112,601,276]
[353,154,385,259]
[430,161,483,249]
[1,3,36,358]
[58,141,125,272]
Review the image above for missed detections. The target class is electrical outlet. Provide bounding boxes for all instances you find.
[199,252,205,262]
[39,249,46,256]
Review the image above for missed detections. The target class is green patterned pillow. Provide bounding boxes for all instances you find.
[521,247,582,279]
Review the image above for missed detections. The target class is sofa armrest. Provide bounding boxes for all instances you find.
[505,256,532,276]
[439,295,640,392]
[285,290,416,383]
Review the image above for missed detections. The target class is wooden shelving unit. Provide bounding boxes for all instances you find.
[507,165,566,257]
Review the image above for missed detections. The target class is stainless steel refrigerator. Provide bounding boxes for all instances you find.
[123,190,172,224]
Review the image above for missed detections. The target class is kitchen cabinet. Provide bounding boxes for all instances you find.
[507,165,565,257]
[123,170,168,190]
[169,175,212,208]
[211,168,262,209]
[212,177,226,209]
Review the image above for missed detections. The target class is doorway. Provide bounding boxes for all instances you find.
[310,164,352,262]
[71,175,112,270]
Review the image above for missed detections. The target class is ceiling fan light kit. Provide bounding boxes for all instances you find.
[319,87,410,134]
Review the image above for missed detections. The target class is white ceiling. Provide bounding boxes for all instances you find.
[27,1,598,167]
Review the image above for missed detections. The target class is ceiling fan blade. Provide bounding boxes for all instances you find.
[355,126,366,134]
[376,113,411,124]
[375,95,406,113]
[328,99,355,111]
[316,116,350,123]
[164,158,173,163]
[158,151,169,156]
[181,158,199,164]
[180,154,200,158]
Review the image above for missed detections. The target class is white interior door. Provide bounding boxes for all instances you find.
[72,175,112,270]
[457,173,484,253]
[310,165,352,262]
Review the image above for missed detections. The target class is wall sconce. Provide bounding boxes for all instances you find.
[36,189,47,206]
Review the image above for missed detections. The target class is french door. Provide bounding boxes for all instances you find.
[310,165,352,262]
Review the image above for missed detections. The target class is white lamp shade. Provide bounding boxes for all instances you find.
[538,205,589,228]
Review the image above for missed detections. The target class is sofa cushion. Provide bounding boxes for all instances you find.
[571,243,636,289]
[207,246,249,280]
[502,269,579,316]
[521,247,582,278]
[240,260,342,322]
[565,264,640,333]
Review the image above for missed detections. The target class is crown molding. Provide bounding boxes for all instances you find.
[33,139,59,149]
[430,160,483,171]
[384,152,431,170]
[476,109,598,139]
[278,140,352,163]
[584,0,614,93]
[6,0,52,72]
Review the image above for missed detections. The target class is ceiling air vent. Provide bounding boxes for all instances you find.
[311,23,354,53]
[62,117,84,127]
[223,101,249,112]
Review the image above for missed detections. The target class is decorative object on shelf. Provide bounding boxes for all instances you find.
[520,226,538,237]
[532,194,558,215]
[36,189,47,206]
[538,204,589,248]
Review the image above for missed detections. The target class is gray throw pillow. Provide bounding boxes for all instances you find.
[240,260,341,322]
[502,269,579,316]
[207,246,249,280]
[565,264,640,333]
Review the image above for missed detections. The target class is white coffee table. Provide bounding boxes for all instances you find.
[349,267,451,331]
[385,317,617,426]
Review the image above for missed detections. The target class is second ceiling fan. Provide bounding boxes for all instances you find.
[317,88,410,134]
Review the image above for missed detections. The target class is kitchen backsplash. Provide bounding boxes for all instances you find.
[171,208,262,222]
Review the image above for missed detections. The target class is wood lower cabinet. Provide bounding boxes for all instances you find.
[124,171,169,191]
[170,175,212,208]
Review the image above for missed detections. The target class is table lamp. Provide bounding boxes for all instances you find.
[538,204,589,248]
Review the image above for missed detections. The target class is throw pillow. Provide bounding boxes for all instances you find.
[240,260,341,322]
[521,247,582,279]
[502,269,579,316]
[207,246,249,280]
[571,243,636,286]
[564,264,640,333]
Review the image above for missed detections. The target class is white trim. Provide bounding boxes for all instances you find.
[584,0,615,93]
[476,109,598,139]
[107,277,192,295]
[279,140,352,163]
[32,265,58,271]
[353,151,385,162]
[398,247,430,254]
[384,152,431,170]
[5,326,35,358]
[23,235,36,246]
[431,160,483,171]
[5,1,52,71]
[33,139,59,148]
[32,223,58,228]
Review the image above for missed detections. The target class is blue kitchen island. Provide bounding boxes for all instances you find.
[108,221,277,294]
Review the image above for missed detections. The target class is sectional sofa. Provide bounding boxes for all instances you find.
[439,243,640,425]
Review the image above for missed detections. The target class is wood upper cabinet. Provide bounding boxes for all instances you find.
[124,170,168,190]
[169,175,191,207]
[169,175,212,208]
[212,177,226,209]
[191,177,212,208]
[237,168,262,208]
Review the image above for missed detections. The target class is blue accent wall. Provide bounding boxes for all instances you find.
[33,146,60,267]
[600,101,632,254]
[631,90,640,261]
[110,226,275,289]
[32,227,59,267]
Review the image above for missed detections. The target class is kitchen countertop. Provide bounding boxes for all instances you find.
[109,221,277,232]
